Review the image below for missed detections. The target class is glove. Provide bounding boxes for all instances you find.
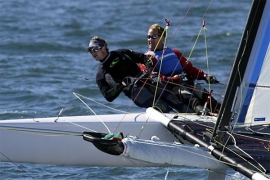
[122,76,135,86]
[204,74,219,84]
[144,54,157,71]
[161,75,169,82]
[138,63,148,73]
[150,73,161,84]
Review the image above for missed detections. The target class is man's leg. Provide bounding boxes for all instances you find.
[131,85,173,113]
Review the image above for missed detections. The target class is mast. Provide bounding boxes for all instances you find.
[211,0,267,142]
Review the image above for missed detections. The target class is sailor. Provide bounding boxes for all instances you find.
[87,36,184,113]
[144,23,221,114]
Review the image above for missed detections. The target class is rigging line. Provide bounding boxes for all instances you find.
[73,92,111,134]
[154,75,227,88]
[152,25,170,107]
[167,0,216,86]
[0,126,83,137]
[113,1,164,120]
[144,3,195,100]
[164,127,232,172]
[145,78,193,92]
[186,24,203,62]
[212,138,267,174]
[114,109,147,136]
[114,81,151,132]
[205,129,269,175]
[0,151,35,180]
[214,19,252,150]
[47,100,97,132]
[136,113,156,139]
[246,126,270,136]
[226,131,267,173]
[54,105,66,122]
[220,47,246,152]
[146,1,215,110]
[232,132,270,143]
[157,2,196,86]
[172,114,217,129]
[129,137,242,168]
[157,21,189,93]
[73,93,128,114]
[169,0,212,56]
[167,0,195,46]
[202,20,216,112]
[163,1,217,94]
[156,79,224,98]
[151,20,190,108]
[141,21,173,109]
[73,92,135,135]
[52,95,99,132]
[163,3,225,110]
[59,118,97,133]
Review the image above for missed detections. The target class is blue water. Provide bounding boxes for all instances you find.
[0,0,252,179]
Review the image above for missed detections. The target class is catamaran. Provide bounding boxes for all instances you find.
[0,0,269,179]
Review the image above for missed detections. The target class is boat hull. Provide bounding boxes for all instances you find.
[0,113,179,166]
[0,112,220,167]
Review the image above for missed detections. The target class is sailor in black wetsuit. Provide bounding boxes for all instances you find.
[87,36,183,113]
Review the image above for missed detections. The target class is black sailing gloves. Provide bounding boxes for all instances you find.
[204,74,219,84]
[122,77,136,86]
[144,54,157,72]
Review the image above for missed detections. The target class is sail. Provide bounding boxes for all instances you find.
[235,0,270,125]
[212,0,269,138]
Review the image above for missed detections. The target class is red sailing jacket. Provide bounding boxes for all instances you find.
[172,48,206,80]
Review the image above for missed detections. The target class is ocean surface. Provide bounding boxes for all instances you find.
[0,0,253,179]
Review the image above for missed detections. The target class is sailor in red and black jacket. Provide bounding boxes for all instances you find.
[144,23,220,113]
[87,36,184,113]
[144,48,208,85]
[146,24,219,85]
[145,45,218,86]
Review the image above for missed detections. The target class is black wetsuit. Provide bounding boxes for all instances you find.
[95,49,183,113]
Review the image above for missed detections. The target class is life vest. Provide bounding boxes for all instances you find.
[145,48,183,76]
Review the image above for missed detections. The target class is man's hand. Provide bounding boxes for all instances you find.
[204,74,219,84]
[144,54,157,71]
[122,77,135,86]
[150,73,161,84]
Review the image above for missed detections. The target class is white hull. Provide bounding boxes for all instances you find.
[122,136,226,170]
[0,112,219,167]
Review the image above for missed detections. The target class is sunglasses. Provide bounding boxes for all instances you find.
[89,46,102,54]
[147,34,160,39]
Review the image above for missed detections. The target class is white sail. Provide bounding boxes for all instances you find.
[233,0,270,126]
